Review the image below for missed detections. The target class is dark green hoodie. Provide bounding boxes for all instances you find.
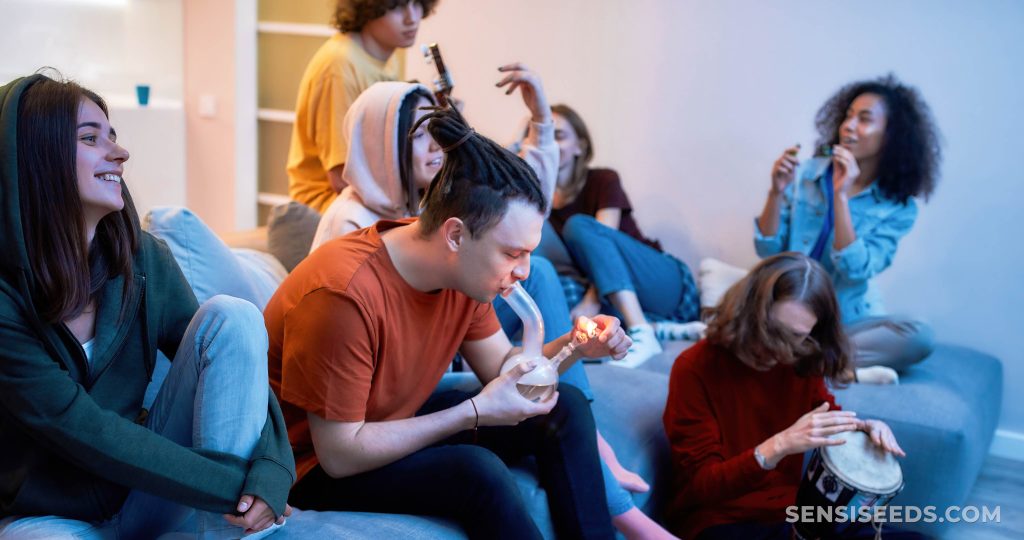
[0,75,295,521]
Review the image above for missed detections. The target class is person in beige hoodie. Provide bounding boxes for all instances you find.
[309,65,676,539]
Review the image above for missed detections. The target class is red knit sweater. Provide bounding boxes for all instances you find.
[663,340,838,538]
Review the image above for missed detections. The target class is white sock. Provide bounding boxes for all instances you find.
[856,366,900,385]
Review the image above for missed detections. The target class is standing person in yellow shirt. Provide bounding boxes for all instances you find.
[288,0,439,213]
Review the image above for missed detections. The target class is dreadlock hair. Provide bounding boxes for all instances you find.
[411,106,547,238]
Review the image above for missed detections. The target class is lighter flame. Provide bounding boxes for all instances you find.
[574,316,599,343]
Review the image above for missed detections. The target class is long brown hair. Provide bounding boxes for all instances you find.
[706,252,850,383]
[551,103,593,206]
[16,74,138,323]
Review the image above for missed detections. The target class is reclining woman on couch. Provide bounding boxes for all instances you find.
[533,104,701,369]
[663,252,920,540]
[0,73,294,539]
[755,75,942,381]
[308,68,673,538]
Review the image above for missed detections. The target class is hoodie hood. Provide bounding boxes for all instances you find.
[340,81,432,219]
[0,74,141,312]
[0,75,42,292]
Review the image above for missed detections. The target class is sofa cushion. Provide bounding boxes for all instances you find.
[698,257,748,310]
[267,201,321,272]
[143,206,286,311]
[231,248,288,310]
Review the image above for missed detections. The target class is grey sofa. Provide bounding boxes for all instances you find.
[145,206,1002,539]
[277,341,1001,539]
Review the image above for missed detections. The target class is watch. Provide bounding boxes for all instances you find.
[754,446,776,470]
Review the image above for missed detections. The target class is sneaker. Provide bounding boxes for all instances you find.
[615,325,663,369]
[855,366,900,385]
[653,320,707,341]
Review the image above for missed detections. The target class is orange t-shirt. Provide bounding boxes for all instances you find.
[264,219,500,481]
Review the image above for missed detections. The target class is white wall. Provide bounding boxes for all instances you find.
[0,0,184,104]
[407,0,1024,453]
[0,0,187,220]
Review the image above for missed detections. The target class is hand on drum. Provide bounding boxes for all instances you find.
[859,418,906,457]
[759,402,859,468]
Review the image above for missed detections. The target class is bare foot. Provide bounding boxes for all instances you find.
[596,430,650,493]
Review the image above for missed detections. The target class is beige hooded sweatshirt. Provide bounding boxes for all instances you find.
[310,81,558,253]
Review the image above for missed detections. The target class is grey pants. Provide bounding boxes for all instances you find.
[847,316,935,371]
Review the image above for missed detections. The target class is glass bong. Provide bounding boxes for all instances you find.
[497,282,599,402]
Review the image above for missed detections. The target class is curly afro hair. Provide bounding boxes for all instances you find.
[333,0,439,33]
[815,74,942,204]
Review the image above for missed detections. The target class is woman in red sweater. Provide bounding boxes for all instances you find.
[663,253,919,539]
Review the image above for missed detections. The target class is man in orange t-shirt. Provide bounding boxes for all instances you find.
[265,108,631,539]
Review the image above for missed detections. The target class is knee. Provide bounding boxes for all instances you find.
[195,295,268,366]
[905,320,936,365]
[525,256,559,293]
[546,384,596,437]
[199,295,264,329]
[529,255,557,282]
[562,214,600,245]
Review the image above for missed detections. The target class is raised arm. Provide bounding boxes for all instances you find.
[755,145,801,257]
[495,63,557,208]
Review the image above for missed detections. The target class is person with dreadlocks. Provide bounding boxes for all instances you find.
[264,102,630,538]
[306,65,673,538]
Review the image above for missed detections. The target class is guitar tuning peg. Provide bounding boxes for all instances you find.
[420,44,431,61]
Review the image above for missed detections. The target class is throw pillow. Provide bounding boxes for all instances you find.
[267,201,321,272]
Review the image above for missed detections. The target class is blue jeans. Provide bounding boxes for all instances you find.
[559,215,699,322]
[493,256,635,517]
[0,296,274,540]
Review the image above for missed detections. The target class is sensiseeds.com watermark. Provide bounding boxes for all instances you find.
[785,505,1001,524]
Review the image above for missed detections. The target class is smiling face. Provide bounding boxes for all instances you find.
[76,97,128,230]
[409,96,443,189]
[362,1,423,49]
[838,92,888,162]
[453,199,544,303]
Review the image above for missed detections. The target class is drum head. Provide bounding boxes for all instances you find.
[821,430,903,495]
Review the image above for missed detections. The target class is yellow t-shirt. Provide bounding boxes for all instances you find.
[286,33,405,213]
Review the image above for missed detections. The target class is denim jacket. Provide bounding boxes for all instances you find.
[754,157,918,323]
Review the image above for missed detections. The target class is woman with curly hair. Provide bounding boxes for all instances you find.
[287,0,440,213]
[663,253,917,540]
[755,75,941,380]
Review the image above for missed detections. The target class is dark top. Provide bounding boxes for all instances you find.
[549,168,662,251]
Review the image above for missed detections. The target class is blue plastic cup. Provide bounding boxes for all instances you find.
[136,84,150,106]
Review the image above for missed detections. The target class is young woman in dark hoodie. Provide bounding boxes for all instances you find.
[0,74,294,538]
